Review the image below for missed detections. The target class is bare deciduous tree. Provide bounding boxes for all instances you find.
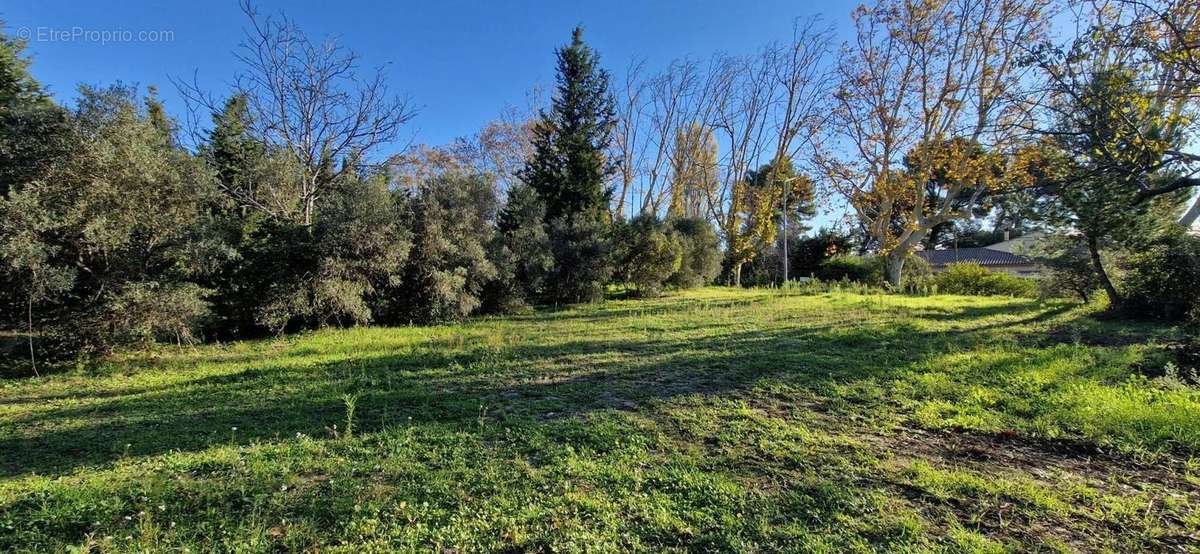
[453,89,544,193]
[179,0,415,225]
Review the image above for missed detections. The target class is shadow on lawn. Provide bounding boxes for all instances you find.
[0,298,1101,478]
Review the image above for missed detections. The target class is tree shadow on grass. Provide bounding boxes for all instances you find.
[0,299,1135,479]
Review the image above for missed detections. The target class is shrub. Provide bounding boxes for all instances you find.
[668,217,722,289]
[96,281,213,347]
[484,184,554,313]
[817,255,885,285]
[792,228,855,277]
[614,215,682,297]
[1120,230,1200,322]
[389,172,498,323]
[931,263,1037,297]
[0,85,218,357]
[1037,236,1102,301]
[544,213,614,304]
[251,176,411,333]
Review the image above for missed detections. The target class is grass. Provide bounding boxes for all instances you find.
[1,287,1199,551]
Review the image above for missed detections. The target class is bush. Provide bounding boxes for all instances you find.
[544,213,614,304]
[614,215,682,297]
[816,255,885,285]
[99,282,213,346]
[931,263,1037,297]
[0,85,219,357]
[1120,230,1200,322]
[250,176,412,333]
[484,184,554,313]
[668,217,722,289]
[389,172,498,323]
[1037,236,1102,301]
[792,228,855,277]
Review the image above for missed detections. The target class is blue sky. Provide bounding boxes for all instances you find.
[3,0,858,149]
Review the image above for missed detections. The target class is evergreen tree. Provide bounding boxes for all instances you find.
[666,217,722,289]
[388,172,498,323]
[0,29,71,198]
[521,27,618,304]
[1034,68,1193,308]
[206,95,266,206]
[522,26,617,223]
[614,214,682,297]
[486,183,554,311]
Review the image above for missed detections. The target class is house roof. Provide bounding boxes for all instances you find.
[985,231,1045,254]
[915,247,1035,267]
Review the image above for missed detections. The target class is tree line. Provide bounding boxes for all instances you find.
[2,0,1199,370]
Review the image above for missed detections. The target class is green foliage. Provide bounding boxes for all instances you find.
[1030,65,1197,308]
[0,31,71,198]
[0,84,217,356]
[1120,230,1200,322]
[390,172,498,323]
[614,214,682,297]
[254,176,412,332]
[666,217,722,289]
[792,228,856,277]
[521,27,616,223]
[545,213,613,304]
[485,184,554,312]
[202,94,269,211]
[930,263,1037,297]
[99,281,213,345]
[1038,235,1103,301]
[817,255,885,285]
[519,27,618,305]
[1049,69,1188,244]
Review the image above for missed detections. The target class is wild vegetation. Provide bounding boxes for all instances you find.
[1,0,1200,550]
[3,0,1199,370]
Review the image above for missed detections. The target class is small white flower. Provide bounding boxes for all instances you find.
[280,485,288,491]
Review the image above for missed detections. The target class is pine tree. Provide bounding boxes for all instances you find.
[205,94,268,214]
[521,27,618,304]
[522,26,617,223]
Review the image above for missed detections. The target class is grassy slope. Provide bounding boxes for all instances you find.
[1,288,1198,552]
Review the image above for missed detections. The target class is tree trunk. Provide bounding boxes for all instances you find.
[303,195,315,226]
[884,253,905,288]
[27,294,38,378]
[1086,235,1121,309]
[1181,194,1200,228]
[733,262,743,288]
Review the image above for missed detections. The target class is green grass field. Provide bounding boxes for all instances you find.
[2,288,1199,552]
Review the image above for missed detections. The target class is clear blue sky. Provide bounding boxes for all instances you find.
[3,0,858,148]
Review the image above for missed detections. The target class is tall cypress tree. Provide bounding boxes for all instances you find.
[522,26,617,223]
